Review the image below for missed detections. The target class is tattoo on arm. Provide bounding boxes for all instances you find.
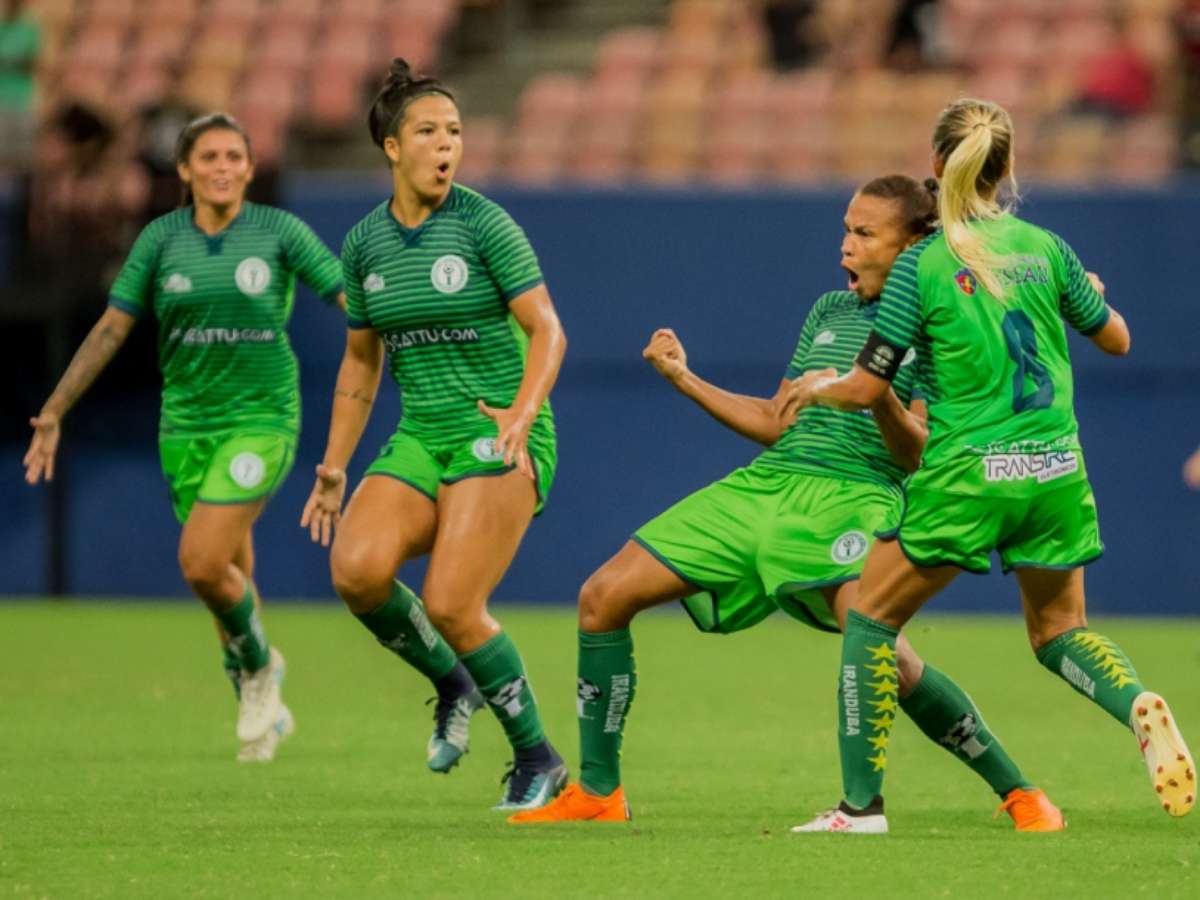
[334,387,374,406]
[47,321,127,415]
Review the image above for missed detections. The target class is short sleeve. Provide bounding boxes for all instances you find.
[783,295,829,378]
[1049,231,1109,337]
[107,222,163,319]
[873,242,926,350]
[474,202,544,301]
[341,232,372,330]
[279,212,343,302]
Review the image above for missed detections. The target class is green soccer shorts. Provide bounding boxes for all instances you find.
[632,463,902,635]
[364,429,557,514]
[158,429,297,523]
[881,455,1105,574]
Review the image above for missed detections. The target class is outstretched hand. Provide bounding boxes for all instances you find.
[1184,448,1200,490]
[642,328,689,384]
[300,463,347,546]
[24,412,62,485]
[477,400,536,480]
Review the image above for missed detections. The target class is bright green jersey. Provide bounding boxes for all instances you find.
[754,290,924,492]
[871,216,1109,474]
[342,184,553,446]
[108,202,343,435]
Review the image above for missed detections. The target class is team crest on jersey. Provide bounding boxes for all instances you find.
[163,273,192,293]
[229,452,266,489]
[954,268,977,296]
[431,255,469,294]
[235,257,271,296]
[363,272,385,293]
[831,530,868,564]
[472,437,504,463]
[814,330,836,346]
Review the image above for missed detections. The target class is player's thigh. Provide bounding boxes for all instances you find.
[179,498,267,580]
[579,540,695,632]
[333,474,438,588]
[1014,566,1088,651]
[855,537,959,627]
[423,469,538,612]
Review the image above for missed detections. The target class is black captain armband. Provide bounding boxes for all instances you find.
[856,330,906,382]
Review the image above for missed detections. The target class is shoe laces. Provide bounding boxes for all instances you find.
[499,762,543,805]
[427,695,472,747]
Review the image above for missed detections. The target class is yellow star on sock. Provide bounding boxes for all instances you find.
[868,678,899,696]
[867,642,896,662]
[867,733,889,751]
[868,713,895,731]
[869,695,899,715]
[865,660,898,679]
[868,751,888,772]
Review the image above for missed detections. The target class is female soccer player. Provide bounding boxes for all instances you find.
[510,175,1062,831]
[23,113,346,762]
[300,60,568,810]
[789,98,1194,833]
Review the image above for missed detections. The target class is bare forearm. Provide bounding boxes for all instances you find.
[43,310,132,417]
[871,390,927,473]
[510,325,566,419]
[322,354,382,470]
[674,369,781,446]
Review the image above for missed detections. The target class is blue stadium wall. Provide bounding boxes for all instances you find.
[5,180,1199,614]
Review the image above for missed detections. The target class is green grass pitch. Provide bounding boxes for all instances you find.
[1,602,1197,899]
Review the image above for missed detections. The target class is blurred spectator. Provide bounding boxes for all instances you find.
[1179,0,1200,169]
[1073,14,1155,120]
[887,0,944,71]
[29,100,146,291]
[0,0,39,172]
[763,0,819,70]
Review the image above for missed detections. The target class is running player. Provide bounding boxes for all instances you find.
[789,98,1194,834]
[509,174,1061,831]
[300,60,568,810]
[23,113,345,762]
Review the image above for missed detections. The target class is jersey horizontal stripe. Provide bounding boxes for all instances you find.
[107,202,342,434]
[754,290,922,491]
[342,184,554,447]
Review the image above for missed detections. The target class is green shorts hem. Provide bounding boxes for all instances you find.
[632,535,705,592]
[363,470,438,502]
[193,488,278,508]
[1000,548,1105,574]
[879,532,993,575]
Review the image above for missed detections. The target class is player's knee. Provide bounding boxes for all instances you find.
[1026,614,1087,653]
[578,570,628,632]
[178,548,229,599]
[329,540,393,612]
[422,596,479,649]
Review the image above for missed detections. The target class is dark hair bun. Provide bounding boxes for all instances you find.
[923,177,940,195]
[385,58,413,89]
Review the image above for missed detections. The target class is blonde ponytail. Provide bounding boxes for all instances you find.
[932,99,1017,301]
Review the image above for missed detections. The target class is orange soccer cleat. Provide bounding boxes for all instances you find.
[996,787,1066,832]
[506,783,631,824]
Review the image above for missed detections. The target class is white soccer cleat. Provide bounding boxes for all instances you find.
[1130,691,1195,817]
[791,801,888,834]
[237,704,295,763]
[236,646,285,743]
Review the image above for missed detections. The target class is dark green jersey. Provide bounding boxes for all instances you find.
[754,290,924,491]
[108,202,342,434]
[342,184,553,446]
[872,217,1108,474]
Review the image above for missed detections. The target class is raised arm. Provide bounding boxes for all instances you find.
[300,326,385,545]
[477,284,566,480]
[24,306,136,484]
[643,327,786,447]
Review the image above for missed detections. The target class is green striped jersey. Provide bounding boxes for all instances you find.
[754,290,923,490]
[342,184,553,447]
[108,202,342,434]
[872,217,1108,470]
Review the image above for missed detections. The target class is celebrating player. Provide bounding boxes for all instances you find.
[509,174,1061,831]
[789,98,1194,834]
[300,60,569,810]
[24,113,346,762]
